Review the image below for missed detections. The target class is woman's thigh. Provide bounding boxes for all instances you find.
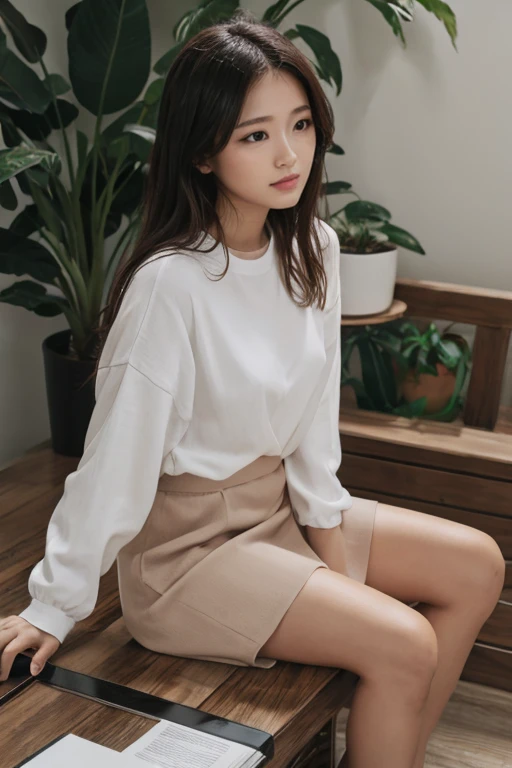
[258,566,438,683]
[365,502,506,609]
[258,503,505,674]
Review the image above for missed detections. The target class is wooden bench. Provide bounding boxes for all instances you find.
[0,442,357,768]
[338,277,512,691]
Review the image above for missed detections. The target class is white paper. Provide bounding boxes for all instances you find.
[122,719,263,768]
[19,733,144,767]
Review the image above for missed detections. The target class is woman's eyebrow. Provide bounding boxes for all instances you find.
[235,104,311,130]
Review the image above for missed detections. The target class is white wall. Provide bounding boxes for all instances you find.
[1,0,511,469]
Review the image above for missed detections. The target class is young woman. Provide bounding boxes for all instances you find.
[0,10,505,768]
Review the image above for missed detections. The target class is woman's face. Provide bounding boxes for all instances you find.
[196,69,317,217]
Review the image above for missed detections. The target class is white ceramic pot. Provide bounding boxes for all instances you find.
[339,247,398,316]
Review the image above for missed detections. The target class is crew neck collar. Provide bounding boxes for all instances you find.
[201,227,276,275]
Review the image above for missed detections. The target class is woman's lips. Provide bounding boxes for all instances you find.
[271,175,300,190]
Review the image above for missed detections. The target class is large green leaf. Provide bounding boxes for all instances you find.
[101,96,159,160]
[23,181,64,242]
[0,102,22,146]
[0,279,66,316]
[387,1,414,22]
[323,180,352,195]
[0,82,24,110]
[108,164,145,215]
[0,28,52,113]
[415,0,457,49]
[362,0,406,45]
[343,374,379,411]
[67,0,151,116]
[262,0,308,27]
[44,73,71,96]
[0,146,58,184]
[357,336,397,410]
[107,127,153,165]
[153,41,185,76]
[294,24,342,95]
[326,142,344,155]
[344,200,392,222]
[9,203,44,236]
[2,99,79,140]
[0,178,17,209]
[0,0,47,63]
[378,222,425,254]
[65,3,81,32]
[173,0,240,43]
[0,227,60,282]
[143,77,164,106]
[154,0,239,75]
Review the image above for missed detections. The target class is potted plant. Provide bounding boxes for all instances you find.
[393,321,472,415]
[341,318,471,421]
[326,199,426,316]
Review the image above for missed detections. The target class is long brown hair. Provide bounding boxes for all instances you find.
[88,8,335,384]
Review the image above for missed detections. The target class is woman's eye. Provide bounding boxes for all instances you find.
[242,118,313,143]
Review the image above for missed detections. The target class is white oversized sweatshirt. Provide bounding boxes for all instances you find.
[18,217,353,644]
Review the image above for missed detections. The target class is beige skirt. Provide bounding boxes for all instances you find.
[117,455,378,669]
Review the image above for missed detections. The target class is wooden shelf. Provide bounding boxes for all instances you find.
[339,391,512,479]
[341,299,408,327]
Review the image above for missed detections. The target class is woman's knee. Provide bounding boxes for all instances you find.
[370,609,438,701]
[456,529,505,606]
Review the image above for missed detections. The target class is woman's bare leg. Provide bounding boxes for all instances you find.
[258,567,438,768]
[362,503,506,768]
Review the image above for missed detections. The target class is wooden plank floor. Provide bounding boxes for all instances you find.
[335,680,512,767]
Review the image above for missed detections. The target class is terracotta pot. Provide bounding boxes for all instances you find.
[400,362,456,414]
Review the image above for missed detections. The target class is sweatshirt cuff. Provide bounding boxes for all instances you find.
[299,511,343,529]
[18,599,76,644]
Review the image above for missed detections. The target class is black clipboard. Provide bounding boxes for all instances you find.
[6,654,274,764]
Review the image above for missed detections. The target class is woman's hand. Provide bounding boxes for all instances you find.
[0,615,60,681]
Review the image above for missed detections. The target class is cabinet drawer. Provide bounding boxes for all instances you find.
[341,486,512,557]
[340,455,511,517]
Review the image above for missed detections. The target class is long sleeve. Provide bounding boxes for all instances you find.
[284,224,353,529]
[18,258,195,643]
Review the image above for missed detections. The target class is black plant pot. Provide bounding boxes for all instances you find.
[42,329,96,457]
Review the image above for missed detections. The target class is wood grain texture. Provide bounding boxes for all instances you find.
[335,680,512,767]
[340,454,511,517]
[393,278,512,329]
[463,326,511,430]
[339,392,512,479]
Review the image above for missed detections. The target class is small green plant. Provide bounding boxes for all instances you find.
[398,320,471,381]
[326,198,426,255]
[341,319,472,421]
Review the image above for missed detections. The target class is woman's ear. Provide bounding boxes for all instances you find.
[193,161,212,175]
